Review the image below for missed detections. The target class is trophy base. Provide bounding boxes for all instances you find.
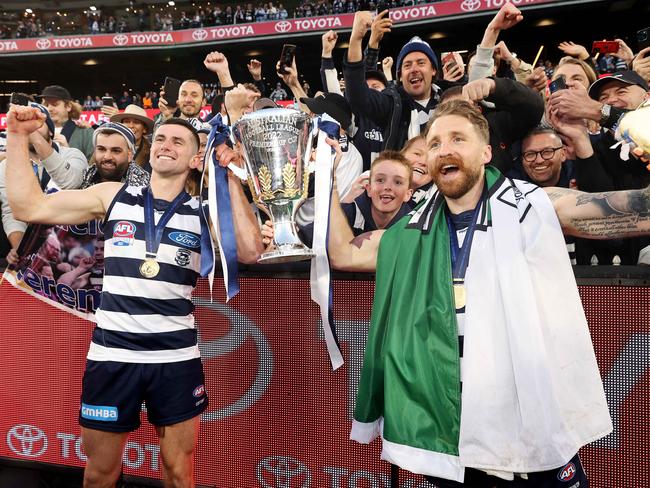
[257,246,315,264]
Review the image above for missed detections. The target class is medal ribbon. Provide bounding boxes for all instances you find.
[311,114,344,370]
[205,113,240,300]
[143,186,189,260]
[445,185,487,291]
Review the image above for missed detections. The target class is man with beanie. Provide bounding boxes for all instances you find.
[0,102,87,264]
[343,11,454,151]
[81,121,150,188]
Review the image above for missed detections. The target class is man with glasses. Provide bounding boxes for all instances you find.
[512,127,577,263]
[517,128,571,189]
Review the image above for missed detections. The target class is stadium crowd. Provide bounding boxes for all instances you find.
[1,0,430,39]
[1,3,650,275]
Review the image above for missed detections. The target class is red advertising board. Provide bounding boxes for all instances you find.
[0,0,562,56]
[0,278,648,487]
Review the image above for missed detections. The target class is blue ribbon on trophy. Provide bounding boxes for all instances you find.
[203,113,240,301]
[311,113,344,370]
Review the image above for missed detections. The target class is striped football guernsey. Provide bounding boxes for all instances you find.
[90,184,203,363]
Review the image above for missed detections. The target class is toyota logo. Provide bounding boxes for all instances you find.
[192,29,208,41]
[6,424,48,458]
[460,0,482,12]
[112,34,129,46]
[36,38,51,50]
[256,455,310,488]
[274,21,292,33]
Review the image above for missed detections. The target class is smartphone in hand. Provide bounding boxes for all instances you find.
[163,76,182,107]
[278,44,296,75]
[591,40,619,55]
[549,74,567,94]
[101,96,115,107]
[10,92,30,106]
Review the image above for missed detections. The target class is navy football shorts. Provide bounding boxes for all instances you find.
[79,358,208,432]
[425,453,588,488]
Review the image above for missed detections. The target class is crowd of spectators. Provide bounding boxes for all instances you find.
[1,3,649,270]
[0,0,433,39]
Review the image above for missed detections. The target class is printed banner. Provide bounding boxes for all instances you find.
[0,0,562,55]
[2,221,104,320]
[0,278,648,486]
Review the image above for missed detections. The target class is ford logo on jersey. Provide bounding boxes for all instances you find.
[557,461,576,481]
[169,231,200,249]
[112,221,136,246]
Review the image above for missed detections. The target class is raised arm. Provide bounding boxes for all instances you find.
[6,106,120,226]
[545,185,650,239]
[326,139,382,272]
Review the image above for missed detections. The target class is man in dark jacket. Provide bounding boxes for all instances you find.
[343,11,452,151]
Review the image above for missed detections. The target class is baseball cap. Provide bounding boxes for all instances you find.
[588,70,650,100]
[299,93,351,132]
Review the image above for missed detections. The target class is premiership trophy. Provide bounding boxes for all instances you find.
[233,107,315,263]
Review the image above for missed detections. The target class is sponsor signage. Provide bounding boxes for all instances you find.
[0,279,647,486]
[0,0,561,55]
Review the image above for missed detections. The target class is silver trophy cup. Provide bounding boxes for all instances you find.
[233,108,314,263]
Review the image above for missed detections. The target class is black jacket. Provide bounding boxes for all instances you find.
[343,58,450,151]
[481,78,545,173]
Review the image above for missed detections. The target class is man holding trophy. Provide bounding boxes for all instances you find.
[4,106,262,488]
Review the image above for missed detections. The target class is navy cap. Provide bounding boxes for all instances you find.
[396,36,439,74]
[588,70,649,100]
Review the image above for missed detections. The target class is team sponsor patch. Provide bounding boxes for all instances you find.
[169,231,200,249]
[175,248,191,267]
[193,384,205,397]
[81,403,118,421]
[557,461,576,481]
[112,221,136,246]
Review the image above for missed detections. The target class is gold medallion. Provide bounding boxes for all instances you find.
[453,283,466,309]
[139,258,160,279]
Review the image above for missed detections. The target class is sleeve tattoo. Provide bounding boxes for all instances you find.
[557,186,650,238]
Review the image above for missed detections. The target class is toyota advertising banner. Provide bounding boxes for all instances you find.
[0,278,648,486]
[0,0,565,56]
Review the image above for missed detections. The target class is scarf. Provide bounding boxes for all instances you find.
[350,167,612,482]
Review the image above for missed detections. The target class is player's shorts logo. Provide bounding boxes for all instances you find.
[558,461,576,481]
[112,221,136,246]
[193,385,205,397]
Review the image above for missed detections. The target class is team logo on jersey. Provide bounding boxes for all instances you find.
[169,231,201,249]
[175,248,191,267]
[557,461,576,481]
[193,385,205,397]
[112,221,136,246]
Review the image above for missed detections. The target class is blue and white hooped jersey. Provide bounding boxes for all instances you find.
[91,184,203,364]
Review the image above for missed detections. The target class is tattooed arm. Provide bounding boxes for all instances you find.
[545,186,650,239]
[327,139,383,272]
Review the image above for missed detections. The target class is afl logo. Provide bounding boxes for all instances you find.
[274,21,292,33]
[113,221,136,247]
[557,462,576,481]
[193,385,205,397]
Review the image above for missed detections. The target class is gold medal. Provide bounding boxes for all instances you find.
[453,283,466,309]
[139,258,160,279]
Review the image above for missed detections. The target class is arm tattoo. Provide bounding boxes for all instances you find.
[569,186,650,238]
